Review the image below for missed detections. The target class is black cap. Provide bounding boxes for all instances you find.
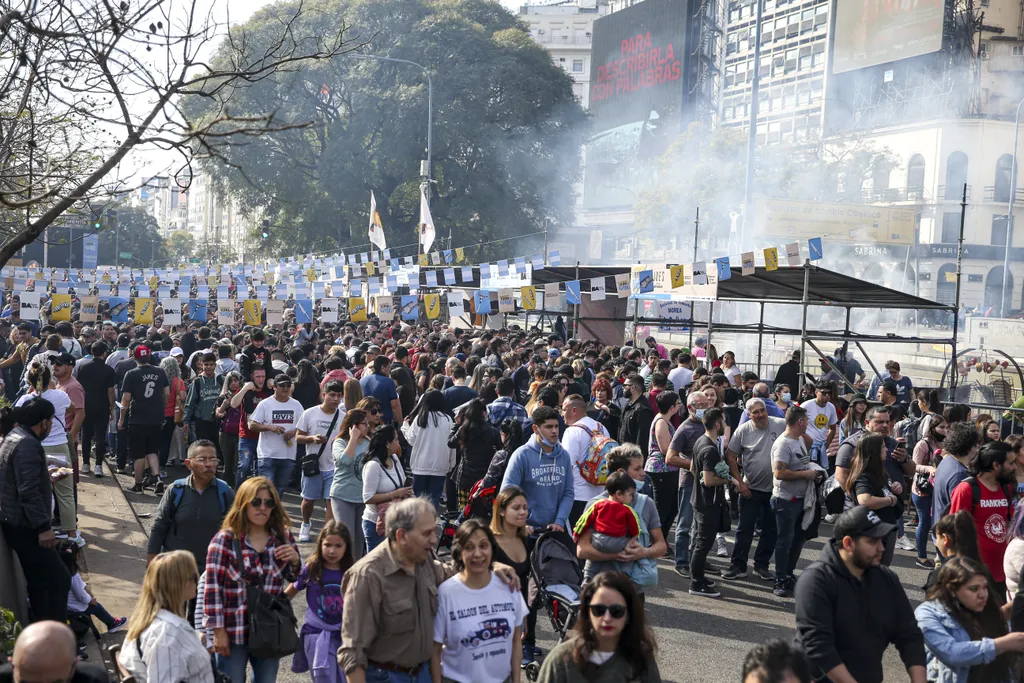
[51,352,76,366]
[832,506,896,541]
[273,373,292,386]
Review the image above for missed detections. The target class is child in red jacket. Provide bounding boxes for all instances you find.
[573,471,643,570]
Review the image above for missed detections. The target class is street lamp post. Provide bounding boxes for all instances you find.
[1002,97,1024,318]
[740,0,765,252]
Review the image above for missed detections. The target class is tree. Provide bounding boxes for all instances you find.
[167,230,195,262]
[635,123,900,256]
[95,205,168,266]
[0,0,356,269]
[186,0,587,260]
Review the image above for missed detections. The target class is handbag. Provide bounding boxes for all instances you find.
[232,537,300,660]
[374,458,403,536]
[718,500,732,534]
[302,410,340,478]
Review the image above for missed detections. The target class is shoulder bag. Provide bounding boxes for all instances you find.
[374,458,404,536]
[232,536,300,660]
[301,410,340,478]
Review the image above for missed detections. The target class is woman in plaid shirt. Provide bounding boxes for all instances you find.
[204,476,301,683]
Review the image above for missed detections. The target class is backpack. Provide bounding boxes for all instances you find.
[897,414,925,456]
[169,477,232,533]
[960,476,1014,520]
[571,422,619,486]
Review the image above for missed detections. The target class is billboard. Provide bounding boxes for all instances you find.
[755,198,914,245]
[584,0,693,209]
[832,0,945,74]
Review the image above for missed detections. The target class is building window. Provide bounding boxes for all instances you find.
[572,59,584,72]
[942,212,961,243]
[945,151,968,199]
[1014,45,1024,57]
[992,214,1009,246]
[907,154,925,193]
[994,153,1014,203]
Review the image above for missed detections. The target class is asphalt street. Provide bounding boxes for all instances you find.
[112,463,928,683]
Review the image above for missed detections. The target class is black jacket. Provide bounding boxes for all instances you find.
[773,360,799,390]
[0,426,52,532]
[449,421,501,490]
[619,395,654,456]
[239,344,270,381]
[794,539,925,683]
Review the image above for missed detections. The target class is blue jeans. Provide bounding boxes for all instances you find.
[730,489,778,572]
[257,458,295,495]
[912,492,933,559]
[674,477,694,570]
[363,518,385,553]
[365,662,431,683]
[810,440,827,469]
[216,642,280,683]
[237,438,258,488]
[412,475,445,513]
[771,496,806,581]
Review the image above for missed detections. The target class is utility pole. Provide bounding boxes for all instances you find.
[1001,97,1024,317]
[740,0,765,251]
[689,206,700,348]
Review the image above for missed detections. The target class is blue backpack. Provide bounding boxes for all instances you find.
[169,477,233,531]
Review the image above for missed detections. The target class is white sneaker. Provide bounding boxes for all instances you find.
[81,463,91,475]
[896,535,916,551]
[93,462,104,477]
[69,535,87,548]
[298,523,311,543]
[824,513,837,523]
[716,535,729,557]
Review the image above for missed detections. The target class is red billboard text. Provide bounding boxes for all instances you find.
[590,32,681,103]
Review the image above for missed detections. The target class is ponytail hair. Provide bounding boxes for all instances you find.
[0,396,56,436]
[26,360,51,395]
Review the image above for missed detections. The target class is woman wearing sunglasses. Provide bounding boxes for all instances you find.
[330,408,370,560]
[356,396,383,430]
[536,571,661,683]
[204,476,301,683]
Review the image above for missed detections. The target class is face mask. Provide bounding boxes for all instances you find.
[781,393,791,402]
[694,409,706,419]
[632,478,646,492]
[539,435,558,448]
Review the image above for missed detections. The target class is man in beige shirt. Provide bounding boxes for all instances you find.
[339,497,517,683]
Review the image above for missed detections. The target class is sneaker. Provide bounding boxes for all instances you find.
[721,567,747,580]
[118,466,132,475]
[896,535,916,551]
[154,481,165,495]
[93,462,104,477]
[81,463,91,475]
[108,617,128,633]
[824,513,837,524]
[753,566,775,581]
[158,471,168,480]
[129,483,144,493]
[704,564,722,576]
[689,581,721,598]
[68,535,86,548]
[773,582,793,598]
[915,557,935,570]
[674,566,691,579]
[54,531,69,539]
[298,523,312,543]
[521,642,535,666]
[716,535,729,557]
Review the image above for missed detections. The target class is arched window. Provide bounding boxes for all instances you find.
[936,263,957,305]
[994,154,1015,203]
[984,266,1014,312]
[945,152,968,199]
[907,154,925,196]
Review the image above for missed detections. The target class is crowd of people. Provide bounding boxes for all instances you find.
[5,313,1024,683]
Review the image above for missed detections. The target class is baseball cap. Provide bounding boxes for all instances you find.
[832,506,895,541]
[133,345,151,360]
[51,352,75,366]
[81,326,96,338]
[273,373,292,386]
[548,348,560,359]
[169,347,184,358]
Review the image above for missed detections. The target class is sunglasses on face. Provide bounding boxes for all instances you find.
[589,603,627,619]
[250,497,276,509]
[368,408,380,415]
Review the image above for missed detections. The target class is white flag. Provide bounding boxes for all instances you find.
[419,186,436,253]
[368,192,387,250]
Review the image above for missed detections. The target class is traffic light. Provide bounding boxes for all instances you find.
[261,219,270,242]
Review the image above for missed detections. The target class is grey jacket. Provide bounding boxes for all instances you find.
[536,638,661,683]
[147,474,235,567]
[0,426,52,532]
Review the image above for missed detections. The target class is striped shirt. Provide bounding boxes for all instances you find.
[203,529,300,644]
[118,609,214,683]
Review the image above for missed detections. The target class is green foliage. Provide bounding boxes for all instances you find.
[166,231,196,263]
[186,0,587,261]
[0,608,22,658]
[635,122,900,252]
[95,205,169,266]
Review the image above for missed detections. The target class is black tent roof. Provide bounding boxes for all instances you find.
[429,264,951,310]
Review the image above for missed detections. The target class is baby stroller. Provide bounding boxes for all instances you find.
[523,530,583,682]
[436,479,498,555]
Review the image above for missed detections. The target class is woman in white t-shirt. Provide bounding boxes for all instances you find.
[432,518,528,683]
[16,360,80,545]
[360,424,412,552]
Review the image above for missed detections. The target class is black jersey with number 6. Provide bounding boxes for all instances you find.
[122,365,168,426]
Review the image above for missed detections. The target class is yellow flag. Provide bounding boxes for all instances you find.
[521,286,536,310]
[349,297,367,322]
[51,293,72,321]
[945,271,958,283]
[764,247,779,271]
[243,300,262,326]
[135,297,154,324]
[207,275,218,288]
[455,247,464,263]
[424,293,440,319]
[670,265,685,289]
[366,261,376,277]
[306,267,318,283]
[418,254,428,267]
[148,275,159,288]
[266,272,275,286]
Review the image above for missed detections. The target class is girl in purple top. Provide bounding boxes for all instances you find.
[286,521,354,683]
